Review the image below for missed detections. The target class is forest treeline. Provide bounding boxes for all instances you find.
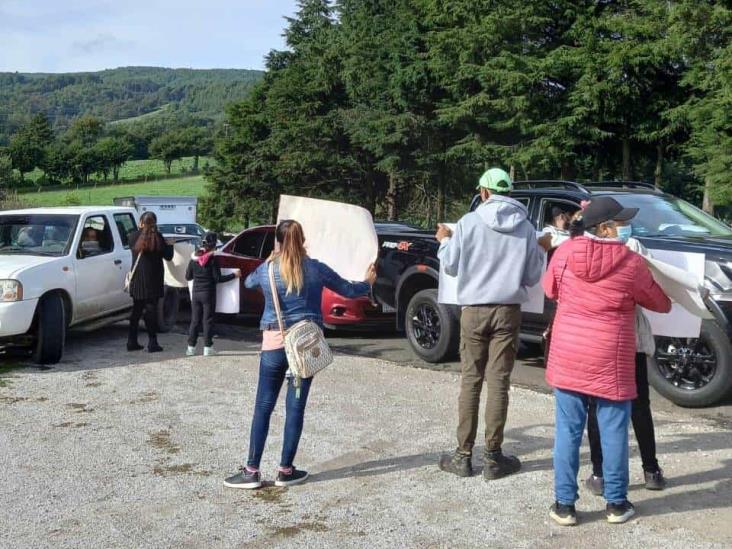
[202,0,732,230]
[0,67,263,144]
[0,67,263,187]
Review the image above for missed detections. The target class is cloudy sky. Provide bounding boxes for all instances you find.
[0,0,298,73]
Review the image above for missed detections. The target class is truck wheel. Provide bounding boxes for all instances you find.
[32,294,65,365]
[649,320,732,408]
[405,289,459,363]
[157,287,180,333]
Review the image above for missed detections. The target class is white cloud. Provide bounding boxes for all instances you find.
[0,0,298,72]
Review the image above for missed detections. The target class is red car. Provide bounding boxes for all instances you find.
[217,225,389,328]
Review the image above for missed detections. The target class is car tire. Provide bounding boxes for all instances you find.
[405,289,459,363]
[157,287,180,333]
[32,293,65,365]
[648,320,732,408]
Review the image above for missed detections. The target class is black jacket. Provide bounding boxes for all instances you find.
[128,230,174,301]
[185,252,235,296]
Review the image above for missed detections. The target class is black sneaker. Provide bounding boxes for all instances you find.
[644,469,667,491]
[549,501,577,526]
[127,341,144,352]
[585,474,604,496]
[606,500,636,524]
[223,467,262,490]
[148,342,163,353]
[438,451,473,477]
[483,451,521,480]
[274,467,309,487]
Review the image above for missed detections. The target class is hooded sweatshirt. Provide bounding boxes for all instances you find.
[185,250,235,296]
[438,195,545,306]
[543,236,671,401]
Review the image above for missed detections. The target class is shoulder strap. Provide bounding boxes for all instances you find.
[130,250,143,278]
[268,261,286,338]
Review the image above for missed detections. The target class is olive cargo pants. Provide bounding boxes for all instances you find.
[456,304,521,455]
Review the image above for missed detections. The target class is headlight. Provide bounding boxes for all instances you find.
[705,260,732,294]
[0,280,23,302]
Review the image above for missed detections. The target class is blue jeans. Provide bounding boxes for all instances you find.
[554,388,631,505]
[247,349,313,469]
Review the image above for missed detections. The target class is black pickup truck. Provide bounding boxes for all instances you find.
[372,181,732,408]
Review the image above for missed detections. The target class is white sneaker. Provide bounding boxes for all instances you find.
[186,346,196,356]
[203,346,216,356]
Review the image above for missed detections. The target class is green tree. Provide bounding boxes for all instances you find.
[95,137,133,182]
[149,131,185,174]
[67,115,104,147]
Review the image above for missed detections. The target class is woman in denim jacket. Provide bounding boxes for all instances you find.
[224,220,376,489]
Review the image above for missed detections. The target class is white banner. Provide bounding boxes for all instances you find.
[437,226,545,314]
[643,250,708,338]
[188,268,240,314]
[277,195,378,282]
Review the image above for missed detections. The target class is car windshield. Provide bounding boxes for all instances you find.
[613,194,732,238]
[158,224,205,237]
[0,214,79,256]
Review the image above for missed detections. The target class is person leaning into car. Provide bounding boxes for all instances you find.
[435,168,551,481]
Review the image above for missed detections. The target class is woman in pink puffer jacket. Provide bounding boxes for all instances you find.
[542,197,671,527]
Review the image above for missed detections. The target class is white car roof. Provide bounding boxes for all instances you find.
[0,206,137,216]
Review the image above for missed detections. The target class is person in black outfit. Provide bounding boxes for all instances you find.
[185,232,241,356]
[127,212,174,352]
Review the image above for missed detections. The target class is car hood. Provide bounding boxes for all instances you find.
[0,254,59,278]
[641,235,732,259]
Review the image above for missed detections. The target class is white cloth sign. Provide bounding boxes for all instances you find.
[436,226,546,314]
[642,250,708,338]
[188,267,240,314]
[164,241,196,288]
[277,195,378,281]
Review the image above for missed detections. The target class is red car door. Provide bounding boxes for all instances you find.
[218,226,274,315]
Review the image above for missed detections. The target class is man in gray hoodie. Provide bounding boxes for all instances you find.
[436,168,549,480]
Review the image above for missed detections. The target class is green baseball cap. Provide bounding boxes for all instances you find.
[477,168,513,193]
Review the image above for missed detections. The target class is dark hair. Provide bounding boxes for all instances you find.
[569,216,585,238]
[134,211,162,253]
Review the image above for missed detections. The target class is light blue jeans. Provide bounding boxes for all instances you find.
[554,388,631,505]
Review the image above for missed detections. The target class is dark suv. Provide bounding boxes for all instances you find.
[372,181,732,407]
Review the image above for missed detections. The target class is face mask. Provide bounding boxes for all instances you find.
[616,225,633,243]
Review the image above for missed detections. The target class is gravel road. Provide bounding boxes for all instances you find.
[1,325,731,548]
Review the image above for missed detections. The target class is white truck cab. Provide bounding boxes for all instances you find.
[0,206,139,364]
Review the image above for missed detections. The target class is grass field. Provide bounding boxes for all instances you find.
[21,175,207,207]
[26,156,215,185]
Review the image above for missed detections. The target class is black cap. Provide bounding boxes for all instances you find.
[203,231,218,248]
[581,197,638,229]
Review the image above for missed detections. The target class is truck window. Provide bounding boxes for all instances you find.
[78,215,114,258]
[114,213,137,248]
[539,199,580,230]
[232,231,265,258]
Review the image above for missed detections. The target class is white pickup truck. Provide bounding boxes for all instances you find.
[0,206,141,364]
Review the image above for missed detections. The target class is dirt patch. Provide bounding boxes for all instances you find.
[131,391,159,404]
[53,422,89,429]
[153,463,212,477]
[270,522,329,538]
[66,403,93,413]
[252,486,287,504]
[0,395,29,404]
[148,430,180,454]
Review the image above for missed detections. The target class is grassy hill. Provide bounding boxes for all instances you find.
[24,156,215,186]
[0,66,264,144]
[21,175,207,208]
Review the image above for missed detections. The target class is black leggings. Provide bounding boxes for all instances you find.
[128,298,158,342]
[188,293,216,347]
[587,353,660,475]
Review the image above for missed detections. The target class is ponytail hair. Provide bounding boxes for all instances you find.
[134,211,162,253]
[273,219,306,295]
[569,216,585,238]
